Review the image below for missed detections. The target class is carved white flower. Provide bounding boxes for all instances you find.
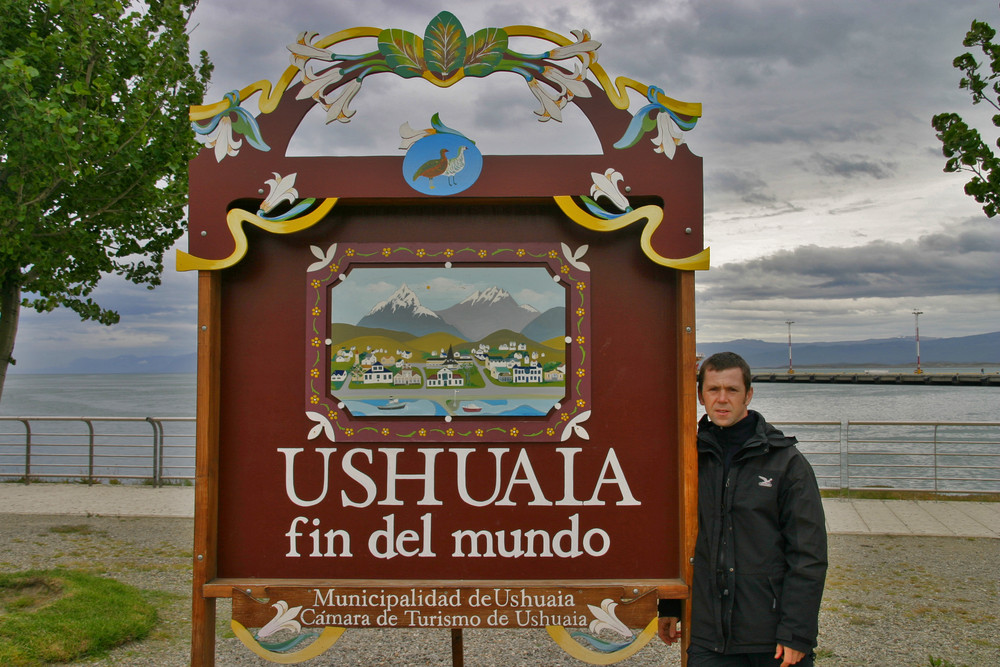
[590,168,630,212]
[560,410,591,442]
[290,32,352,109]
[325,79,362,124]
[541,64,592,106]
[288,31,337,68]
[258,600,303,639]
[549,29,602,68]
[399,121,433,150]
[587,599,633,640]
[260,173,298,214]
[195,116,242,163]
[527,79,563,122]
[297,64,345,104]
[652,113,686,159]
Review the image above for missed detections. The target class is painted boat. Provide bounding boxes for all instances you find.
[378,398,406,410]
[462,403,482,413]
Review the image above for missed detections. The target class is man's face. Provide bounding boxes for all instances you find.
[698,367,753,428]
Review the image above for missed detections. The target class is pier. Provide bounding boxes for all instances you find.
[752,372,1000,386]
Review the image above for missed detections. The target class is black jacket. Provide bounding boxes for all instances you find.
[662,411,828,655]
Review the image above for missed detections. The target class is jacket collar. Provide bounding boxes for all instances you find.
[697,410,796,458]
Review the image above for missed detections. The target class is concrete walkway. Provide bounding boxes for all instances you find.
[0,484,996,538]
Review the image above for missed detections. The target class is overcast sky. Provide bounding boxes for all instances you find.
[11,0,1000,372]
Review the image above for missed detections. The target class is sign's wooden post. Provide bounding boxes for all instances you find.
[678,269,699,665]
[192,271,221,665]
[184,12,706,666]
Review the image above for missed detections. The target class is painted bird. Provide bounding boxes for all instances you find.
[412,148,449,189]
[443,145,468,186]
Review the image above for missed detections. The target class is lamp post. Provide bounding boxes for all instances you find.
[912,309,923,374]
[785,320,795,374]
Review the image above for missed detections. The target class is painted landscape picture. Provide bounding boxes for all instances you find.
[328,266,567,418]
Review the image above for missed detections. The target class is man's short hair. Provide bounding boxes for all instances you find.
[698,351,752,392]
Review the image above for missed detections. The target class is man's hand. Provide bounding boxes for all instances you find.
[774,644,807,666]
[657,617,680,645]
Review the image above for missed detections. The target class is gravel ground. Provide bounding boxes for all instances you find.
[1,514,997,666]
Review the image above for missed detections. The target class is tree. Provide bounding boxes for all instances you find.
[932,19,1000,218]
[0,0,212,400]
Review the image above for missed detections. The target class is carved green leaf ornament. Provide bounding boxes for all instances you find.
[378,11,507,81]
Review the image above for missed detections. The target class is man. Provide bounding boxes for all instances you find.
[659,352,827,666]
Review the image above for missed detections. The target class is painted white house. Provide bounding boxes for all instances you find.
[363,362,393,384]
[426,368,465,388]
[513,364,543,384]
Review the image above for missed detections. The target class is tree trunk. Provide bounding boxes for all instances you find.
[0,280,22,404]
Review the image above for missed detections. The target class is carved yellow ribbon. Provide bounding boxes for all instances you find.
[553,196,710,270]
[176,198,338,271]
[189,27,381,120]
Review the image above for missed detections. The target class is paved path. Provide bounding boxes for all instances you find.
[0,484,996,538]
[821,497,998,538]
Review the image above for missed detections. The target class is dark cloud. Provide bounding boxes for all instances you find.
[707,169,778,204]
[808,153,896,180]
[700,218,1000,301]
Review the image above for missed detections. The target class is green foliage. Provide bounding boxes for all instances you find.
[0,0,212,391]
[378,27,425,78]
[377,11,507,81]
[932,19,1000,217]
[0,569,157,665]
[424,11,465,76]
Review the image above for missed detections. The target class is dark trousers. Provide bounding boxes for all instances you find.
[688,644,815,667]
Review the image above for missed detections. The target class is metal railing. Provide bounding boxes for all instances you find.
[1,417,998,493]
[0,416,195,486]
[774,420,1000,494]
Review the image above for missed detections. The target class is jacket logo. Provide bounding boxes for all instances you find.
[758,476,773,488]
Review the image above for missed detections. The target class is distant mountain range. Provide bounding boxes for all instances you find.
[699,331,999,368]
[20,353,198,375]
[15,330,995,376]
[436,286,540,340]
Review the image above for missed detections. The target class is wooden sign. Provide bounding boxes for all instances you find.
[185,11,704,665]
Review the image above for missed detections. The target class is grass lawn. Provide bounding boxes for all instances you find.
[0,569,157,666]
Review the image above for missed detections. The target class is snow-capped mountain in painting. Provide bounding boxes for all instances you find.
[356,284,465,338]
[354,284,548,340]
[436,286,541,340]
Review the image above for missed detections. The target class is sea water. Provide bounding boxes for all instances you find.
[1,372,998,490]
[0,374,196,417]
[2,371,999,421]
